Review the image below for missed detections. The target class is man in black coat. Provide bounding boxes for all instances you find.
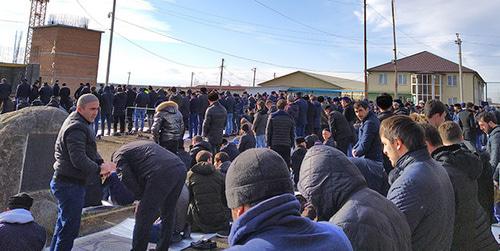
[39,82,53,105]
[189,136,213,168]
[179,91,190,135]
[0,78,12,113]
[324,105,353,155]
[112,141,186,251]
[189,92,199,138]
[113,87,128,135]
[458,102,478,150]
[197,88,209,135]
[53,81,60,97]
[202,92,227,151]
[266,99,295,166]
[59,83,72,111]
[15,79,31,104]
[220,138,239,162]
[99,86,114,136]
[125,87,137,132]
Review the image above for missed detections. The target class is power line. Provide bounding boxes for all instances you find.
[115,17,362,74]
[253,0,360,41]
[0,19,24,24]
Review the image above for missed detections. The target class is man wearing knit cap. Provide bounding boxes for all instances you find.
[225,148,353,251]
[0,193,46,251]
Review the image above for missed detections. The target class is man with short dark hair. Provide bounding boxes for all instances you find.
[0,193,46,251]
[376,93,393,122]
[324,105,354,155]
[238,123,256,153]
[458,102,478,150]
[253,100,268,148]
[478,112,500,182]
[424,99,447,128]
[202,91,228,152]
[189,136,212,169]
[266,99,295,166]
[423,122,498,250]
[197,87,209,135]
[50,94,115,250]
[294,92,308,137]
[225,149,353,250]
[352,101,383,162]
[214,152,231,175]
[380,115,454,250]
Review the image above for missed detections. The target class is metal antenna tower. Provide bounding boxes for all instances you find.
[24,0,50,64]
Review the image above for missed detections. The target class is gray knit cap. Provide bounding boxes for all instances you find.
[225,148,294,209]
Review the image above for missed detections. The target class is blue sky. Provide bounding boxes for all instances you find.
[1,0,500,101]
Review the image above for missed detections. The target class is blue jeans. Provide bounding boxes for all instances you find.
[134,108,146,131]
[50,178,86,251]
[102,173,135,206]
[189,113,198,138]
[226,113,234,135]
[92,110,100,136]
[256,135,266,148]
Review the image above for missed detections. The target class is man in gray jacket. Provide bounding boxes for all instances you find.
[50,94,115,251]
[380,115,455,250]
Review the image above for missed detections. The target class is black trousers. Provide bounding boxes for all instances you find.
[133,168,186,251]
[113,114,125,133]
[271,145,291,166]
[335,138,350,156]
[127,108,134,132]
[160,140,179,155]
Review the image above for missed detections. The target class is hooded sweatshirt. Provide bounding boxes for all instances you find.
[227,193,353,251]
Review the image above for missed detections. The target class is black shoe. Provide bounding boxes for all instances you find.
[171,232,183,243]
[190,239,217,250]
[182,223,191,239]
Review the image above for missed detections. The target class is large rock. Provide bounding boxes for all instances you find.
[0,106,68,233]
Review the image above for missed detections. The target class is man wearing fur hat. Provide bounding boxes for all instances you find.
[151,100,184,154]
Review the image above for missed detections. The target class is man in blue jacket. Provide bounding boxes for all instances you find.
[224,148,353,251]
[352,101,383,162]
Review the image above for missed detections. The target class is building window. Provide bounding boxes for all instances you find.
[447,97,458,104]
[447,75,457,86]
[398,74,407,85]
[378,73,387,85]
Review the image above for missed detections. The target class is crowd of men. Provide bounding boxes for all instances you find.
[1,77,500,250]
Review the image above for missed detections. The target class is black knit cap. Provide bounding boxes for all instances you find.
[225,148,294,209]
[8,193,33,210]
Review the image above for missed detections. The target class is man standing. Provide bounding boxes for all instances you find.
[15,79,31,105]
[189,92,199,138]
[294,92,308,137]
[458,102,478,150]
[50,94,115,251]
[380,115,454,250]
[324,105,353,155]
[266,99,295,166]
[0,78,12,113]
[202,91,227,152]
[252,100,268,148]
[197,87,209,135]
[112,141,187,251]
[112,87,128,135]
[352,101,383,162]
[125,87,137,133]
[478,112,500,183]
[424,99,447,128]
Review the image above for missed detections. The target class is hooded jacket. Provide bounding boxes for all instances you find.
[298,146,412,251]
[432,144,498,251]
[0,209,46,251]
[202,101,227,146]
[226,193,353,251]
[151,101,184,144]
[187,162,230,233]
[388,148,455,251]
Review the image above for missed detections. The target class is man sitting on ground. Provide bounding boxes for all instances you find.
[214,152,232,175]
[187,150,231,234]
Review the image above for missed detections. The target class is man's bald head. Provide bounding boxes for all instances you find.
[77,94,99,108]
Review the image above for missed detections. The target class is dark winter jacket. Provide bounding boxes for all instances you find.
[219,161,231,175]
[179,95,190,119]
[312,101,321,129]
[169,93,183,108]
[487,126,500,181]
[474,150,495,222]
[221,143,239,162]
[348,157,389,196]
[291,146,307,185]
[52,83,60,96]
[252,108,268,136]
[151,101,184,144]
[187,162,230,233]
[388,148,455,250]
[298,146,412,251]
[202,101,227,146]
[112,141,187,198]
[189,141,213,168]
[328,110,353,142]
[53,111,103,184]
[432,144,498,251]
[238,132,256,153]
[377,110,393,122]
[226,193,353,251]
[0,209,46,251]
[100,86,114,115]
[39,84,53,104]
[198,93,209,116]
[342,104,356,124]
[266,110,295,147]
[458,109,477,141]
[147,89,158,114]
[189,96,199,114]
[113,91,128,116]
[134,90,150,108]
[29,85,39,102]
[126,88,137,108]
[353,111,383,162]
[0,81,12,100]
[285,103,299,122]
[222,94,235,113]
[177,148,192,171]
[15,82,31,99]
[294,98,308,126]
[59,86,70,98]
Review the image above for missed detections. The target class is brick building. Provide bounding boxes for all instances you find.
[29,24,103,92]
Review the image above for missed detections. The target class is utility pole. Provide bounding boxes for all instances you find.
[252,68,256,87]
[105,0,117,86]
[363,0,368,99]
[391,0,398,98]
[190,72,194,87]
[127,71,131,85]
[455,33,463,102]
[219,58,224,87]
[273,72,276,79]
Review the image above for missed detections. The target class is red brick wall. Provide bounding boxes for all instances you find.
[31,25,102,94]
